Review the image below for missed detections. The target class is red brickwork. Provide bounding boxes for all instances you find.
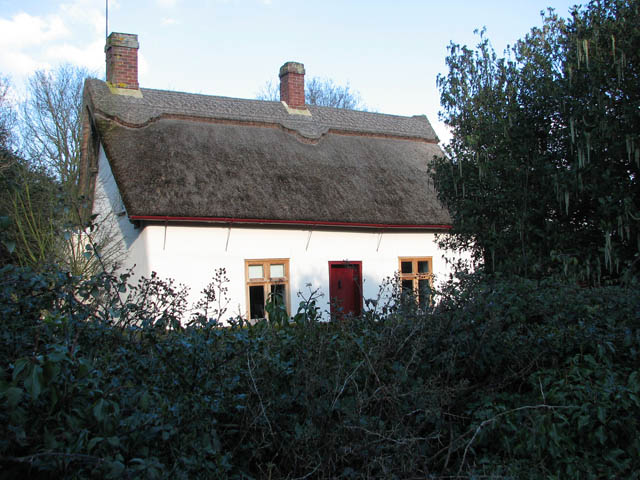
[105,33,139,90]
[279,62,305,108]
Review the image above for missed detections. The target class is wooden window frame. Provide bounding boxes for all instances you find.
[398,257,433,307]
[245,258,290,320]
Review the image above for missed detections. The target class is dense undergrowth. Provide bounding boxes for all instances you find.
[1,264,639,479]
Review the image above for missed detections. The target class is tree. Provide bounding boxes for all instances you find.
[0,75,17,158]
[0,72,64,268]
[0,76,73,271]
[7,64,124,275]
[1,164,63,268]
[256,77,367,110]
[21,64,89,196]
[432,1,639,285]
[0,75,20,263]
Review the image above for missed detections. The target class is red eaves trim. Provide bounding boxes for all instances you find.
[129,215,452,230]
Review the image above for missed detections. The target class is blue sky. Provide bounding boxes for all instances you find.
[0,0,581,141]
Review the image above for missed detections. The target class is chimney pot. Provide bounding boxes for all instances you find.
[279,61,305,109]
[105,32,139,90]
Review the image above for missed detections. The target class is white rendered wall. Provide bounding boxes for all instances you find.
[93,146,149,277]
[133,223,456,320]
[95,147,457,320]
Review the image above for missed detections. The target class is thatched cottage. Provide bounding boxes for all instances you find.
[79,32,453,319]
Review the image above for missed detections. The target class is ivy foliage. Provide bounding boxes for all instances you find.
[432,0,640,284]
[1,264,639,478]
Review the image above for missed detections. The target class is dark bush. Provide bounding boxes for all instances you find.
[1,264,638,478]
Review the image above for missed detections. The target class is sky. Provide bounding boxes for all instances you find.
[0,0,582,142]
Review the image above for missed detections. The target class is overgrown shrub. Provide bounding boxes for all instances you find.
[1,264,638,478]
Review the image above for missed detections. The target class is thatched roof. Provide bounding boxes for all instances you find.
[83,78,451,228]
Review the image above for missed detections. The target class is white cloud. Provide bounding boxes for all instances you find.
[156,0,178,7]
[0,13,69,49]
[0,13,70,76]
[161,17,179,26]
[43,40,105,74]
[61,0,107,36]
[0,50,49,77]
[0,3,106,80]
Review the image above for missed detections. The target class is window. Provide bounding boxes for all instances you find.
[398,257,432,308]
[245,259,290,319]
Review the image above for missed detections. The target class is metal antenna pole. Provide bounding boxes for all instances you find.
[105,0,109,39]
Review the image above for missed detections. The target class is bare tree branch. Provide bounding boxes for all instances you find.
[21,64,90,194]
[0,75,18,162]
[256,76,368,110]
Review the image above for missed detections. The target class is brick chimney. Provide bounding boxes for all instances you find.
[279,61,305,109]
[105,32,139,90]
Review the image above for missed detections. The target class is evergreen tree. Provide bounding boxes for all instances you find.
[433,0,639,284]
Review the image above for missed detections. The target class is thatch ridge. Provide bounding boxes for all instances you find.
[85,78,439,141]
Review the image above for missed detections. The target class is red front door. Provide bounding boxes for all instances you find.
[329,261,363,318]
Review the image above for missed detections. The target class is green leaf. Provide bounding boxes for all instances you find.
[4,386,23,408]
[93,398,105,422]
[3,240,15,253]
[597,406,606,424]
[140,391,149,409]
[577,415,591,430]
[107,460,125,478]
[24,365,43,400]
[47,349,68,363]
[87,436,103,452]
[77,359,91,379]
[12,358,29,381]
[43,361,60,384]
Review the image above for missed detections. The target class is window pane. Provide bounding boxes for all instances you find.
[248,265,264,279]
[270,264,285,278]
[401,279,414,292]
[418,261,430,273]
[418,279,430,308]
[401,261,413,274]
[249,285,265,319]
[270,283,286,306]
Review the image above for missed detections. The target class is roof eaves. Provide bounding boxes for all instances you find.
[129,215,453,230]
